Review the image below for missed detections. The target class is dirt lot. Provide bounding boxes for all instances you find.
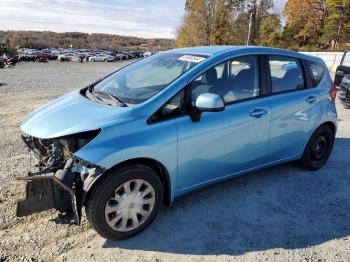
[0,61,350,262]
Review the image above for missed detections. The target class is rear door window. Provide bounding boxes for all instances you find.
[305,60,325,86]
[268,56,304,93]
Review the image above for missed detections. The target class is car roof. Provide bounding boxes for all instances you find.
[168,46,244,56]
[167,46,324,63]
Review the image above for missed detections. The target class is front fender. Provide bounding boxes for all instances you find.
[74,118,178,200]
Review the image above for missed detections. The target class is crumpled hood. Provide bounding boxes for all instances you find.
[21,90,133,139]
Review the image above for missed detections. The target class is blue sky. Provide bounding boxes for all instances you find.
[0,0,287,39]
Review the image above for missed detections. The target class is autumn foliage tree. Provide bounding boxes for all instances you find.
[177,0,350,51]
[323,0,350,50]
[258,15,281,47]
[177,0,219,46]
[177,0,275,47]
[284,0,327,47]
[211,0,232,44]
[0,31,175,51]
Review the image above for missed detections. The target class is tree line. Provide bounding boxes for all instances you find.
[0,31,175,52]
[176,0,350,51]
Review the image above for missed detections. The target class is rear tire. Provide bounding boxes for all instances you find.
[300,125,334,170]
[86,164,163,240]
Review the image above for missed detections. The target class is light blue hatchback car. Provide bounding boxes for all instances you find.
[17,46,337,240]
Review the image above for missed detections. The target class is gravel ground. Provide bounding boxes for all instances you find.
[0,61,350,262]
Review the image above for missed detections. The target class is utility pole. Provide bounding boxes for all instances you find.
[246,11,253,46]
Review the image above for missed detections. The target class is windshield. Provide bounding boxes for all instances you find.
[91,52,207,105]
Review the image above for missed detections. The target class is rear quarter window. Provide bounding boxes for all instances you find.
[305,60,325,87]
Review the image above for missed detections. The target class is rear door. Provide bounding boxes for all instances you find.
[334,51,350,86]
[267,55,322,162]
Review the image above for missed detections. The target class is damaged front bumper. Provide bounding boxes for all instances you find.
[16,157,104,225]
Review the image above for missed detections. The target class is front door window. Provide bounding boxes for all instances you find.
[191,56,260,104]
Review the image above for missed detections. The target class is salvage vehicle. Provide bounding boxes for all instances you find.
[338,73,350,108]
[129,51,144,58]
[143,51,152,57]
[17,46,337,241]
[0,43,17,67]
[58,53,75,62]
[334,51,350,86]
[34,52,58,61]
[89,54,115,62]
[334,51,350,108]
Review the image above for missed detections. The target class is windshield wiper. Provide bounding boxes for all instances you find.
[86,86,106,104]
[104,92,128,107]
[90,89,127,107]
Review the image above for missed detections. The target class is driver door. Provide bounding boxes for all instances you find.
[176,56,271,190]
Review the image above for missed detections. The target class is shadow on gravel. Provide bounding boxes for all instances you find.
[50,211,76,225]
[103,137,350,255]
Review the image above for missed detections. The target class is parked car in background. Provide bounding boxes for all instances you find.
[34,52,58,62]
[334,51,350,109]
[126,52,137,59]
[143,51,152,57]
[33,53,49,62]
[338,73,350,108]
[18,54,36,62]
[115,53,125,60]
[120,53,129,60]
[71,54,85,63]
[89,54,115,62]
[334,51,350,87]
[58,53,75,62]
[17,48,154,63]
[17,46,337,241]
[128,51,143,58]
[2,52,17,67]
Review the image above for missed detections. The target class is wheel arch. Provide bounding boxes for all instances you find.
[83,157,172,207]
[319,121,336,136]
[300,120,336,159]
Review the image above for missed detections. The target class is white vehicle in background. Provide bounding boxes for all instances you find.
[23,49,38,55]
[89,54,115,62]
[58,53,75,62]
[143,51,152,57]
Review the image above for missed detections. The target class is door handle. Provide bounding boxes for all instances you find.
[306,95,318,103]
[249,108,268,118]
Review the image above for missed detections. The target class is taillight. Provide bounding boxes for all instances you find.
[330,83,337,101]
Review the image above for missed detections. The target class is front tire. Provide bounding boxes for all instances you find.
[300,125,334,170]
[86,164,163,240]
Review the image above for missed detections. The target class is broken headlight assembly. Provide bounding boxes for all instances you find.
[16,129,104,224]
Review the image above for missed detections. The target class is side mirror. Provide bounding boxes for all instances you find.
[195,93,225,112]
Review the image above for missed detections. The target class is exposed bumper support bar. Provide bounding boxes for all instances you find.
[16,157,81,225]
